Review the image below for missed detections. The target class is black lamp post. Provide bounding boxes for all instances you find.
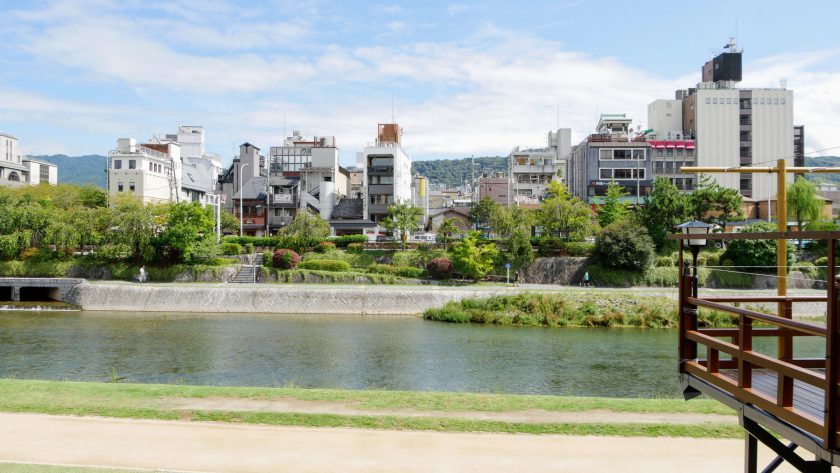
[677,220,712,296]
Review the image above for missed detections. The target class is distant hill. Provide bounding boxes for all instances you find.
[33,154,108,188]
[411,156,507,187]
[805,156,840,187]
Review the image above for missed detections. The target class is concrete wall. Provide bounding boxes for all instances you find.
[68,284,513,314]
[0,278,85,303]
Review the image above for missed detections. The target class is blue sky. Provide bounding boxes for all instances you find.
[2,0,839,166]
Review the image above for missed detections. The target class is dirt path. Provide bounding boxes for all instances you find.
[165,397,737,425]
[0,412,798,473]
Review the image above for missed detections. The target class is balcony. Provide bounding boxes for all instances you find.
[368,184,394,195]
[511,164,556,174]
[272,194,296,206]
[369,203,389,215]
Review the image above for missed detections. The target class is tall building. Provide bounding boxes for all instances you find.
[0,133,28,186]
[509,128,570,205]
[219,142,266,212]
[357,123,412,222]
[265,132,351,233]
[23,158,58,185]
[794,125,805,169]
[567,114,653,203]
[647,42,794,199]
[109,125,219,205]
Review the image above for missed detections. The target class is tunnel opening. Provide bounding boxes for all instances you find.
[18,287,60,302]
[0,287,12,301]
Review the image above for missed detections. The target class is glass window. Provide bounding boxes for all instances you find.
[665,162,674,174]
[781,98,786,105]
[599,149,612,160]
[752,98,758,104]
[687,149,695,158]
[129,182,135,192]
[656,149,664,157]
[726,98,731,104]
[774,98,779,105]
[712,98,717,104]
[128,160,136,169]
[114,160,122,169]
[632,149,645,160]
[667,148,674,157]
[117,182,124,192]
[613,169,632,179]
[40,164,49,182]
[705,98,711,104]
[655,162,664,174]
[599,169,612,179]
[676,149,684,158]
[613,149,633,160]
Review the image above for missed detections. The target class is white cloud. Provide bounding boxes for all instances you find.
[446,4,471,16]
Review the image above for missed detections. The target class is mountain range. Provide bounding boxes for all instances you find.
[411,156,507,187]
[34,154,108,188]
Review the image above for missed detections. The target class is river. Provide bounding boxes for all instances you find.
[0,311,825,397]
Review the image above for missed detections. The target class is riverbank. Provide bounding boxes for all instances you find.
[0,379,737,438]
[65,281,829,315]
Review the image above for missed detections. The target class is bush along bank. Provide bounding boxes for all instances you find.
[423,293,739,328]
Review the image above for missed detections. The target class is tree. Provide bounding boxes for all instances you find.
[155,201,215,263]
[381,202,424,250]
[220,209,240,233]
[468,197,499,233]
[597,180,629,228]
[451,231,499,281]
[536,182,595,241]
[436,218,460,250]
[594,222,655,271]
[722,221,795,268]
[639,177,690,250]
[689,175,744,228]
[490,205,533,239]
[788,176,823,247]
[279,210,330,250]
[498,228,534,271]
[104,194,158,263]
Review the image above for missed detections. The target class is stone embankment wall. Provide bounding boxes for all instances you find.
[68,284,510,314]
[518,257,589,285]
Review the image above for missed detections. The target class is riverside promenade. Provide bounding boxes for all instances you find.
[0,412,793,473]
[67,281,828,315]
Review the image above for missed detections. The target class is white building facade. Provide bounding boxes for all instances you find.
[0,133,28,186]
[23,158,58,185]
[509,128,571,205]
[357,123,412,222]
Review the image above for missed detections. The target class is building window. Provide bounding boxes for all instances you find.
[656,149,664,157]
[129,160,136,169]
[129,182,135,192]
[667,148,674,157]
[599,169,612,179]
[676,149,684,158]
[781,98,786,105]
[705,98,711,104]
[654,162,664,174]
[687,149,695,158]
[774,98,779,105]
[40,164,49,182]
[117,182,124,192]
[712,98,717,104]
[114,160,122,169]
[8,172,19,182]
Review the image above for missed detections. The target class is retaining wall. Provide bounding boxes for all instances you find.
[68,283,512,314]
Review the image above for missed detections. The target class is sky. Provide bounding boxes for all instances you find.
[2,0,840,167]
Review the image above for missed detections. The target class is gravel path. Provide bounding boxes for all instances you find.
[0,413,797,473]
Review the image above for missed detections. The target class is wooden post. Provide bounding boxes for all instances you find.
[825,238,839,449]
[777,159,788,299]
[739,313,753,389]
[777,298,793,408]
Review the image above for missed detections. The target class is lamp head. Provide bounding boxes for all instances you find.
[677,220,712,248]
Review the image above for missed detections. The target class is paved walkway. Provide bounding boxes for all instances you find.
[0,413,800,473]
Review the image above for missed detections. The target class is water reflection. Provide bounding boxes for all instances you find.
[0,311,825,397]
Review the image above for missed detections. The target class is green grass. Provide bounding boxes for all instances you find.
[0,379,732,415]
[0,379,740,438]
[423,293,738,328]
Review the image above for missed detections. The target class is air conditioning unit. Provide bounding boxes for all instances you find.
[246,219,254,224]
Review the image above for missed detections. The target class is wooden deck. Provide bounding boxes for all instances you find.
[719,369,827,422]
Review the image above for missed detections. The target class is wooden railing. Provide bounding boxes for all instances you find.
[675,231,840,450]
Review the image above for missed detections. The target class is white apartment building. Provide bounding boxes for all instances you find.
[648,46,794,200]
[357,123,412,222]
[23,158,58,185]
[509,128,570,205]
[108,126,220,205]
[0,133,28,186]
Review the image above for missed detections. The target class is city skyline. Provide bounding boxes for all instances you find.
[2,0,839,166]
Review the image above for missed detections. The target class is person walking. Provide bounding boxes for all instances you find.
[582,271,590,287]
[138,266,146,283]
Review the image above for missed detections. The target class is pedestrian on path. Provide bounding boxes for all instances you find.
[582,271,590,287]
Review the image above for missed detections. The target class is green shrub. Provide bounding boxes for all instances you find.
[815,256,828,267]
[244,243,255,254]
[426,257,453,280]
[367,264,425,278]
[537,236,563,256]
[222,242,242,256]
[347,243,364,253]
[199,257,238,266]
[315,241,336,253]
[721,221,794,268]
[222,236,278,247]
[94,243,132,261]
[327,234,368,247]
[391,249,448,268]
[654,255,674,267]
[273,268,401,284]
[560,241,595,257]
[792,261,818,277]
[262,251,272,267]
[708,270,754,288]
[594,222,655,271]
[298,259,351,272]
[272,249,301,269]
[704,252,720,267]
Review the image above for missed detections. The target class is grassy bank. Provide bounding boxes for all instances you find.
[423,293,739,328]
[0,379,738,438]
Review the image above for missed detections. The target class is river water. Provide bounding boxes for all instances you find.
[0,311,825,397]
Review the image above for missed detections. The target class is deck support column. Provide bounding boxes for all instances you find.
[825,238,839,450]
[745,432,758,473]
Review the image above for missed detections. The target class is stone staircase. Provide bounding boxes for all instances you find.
[230,254,260,284]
